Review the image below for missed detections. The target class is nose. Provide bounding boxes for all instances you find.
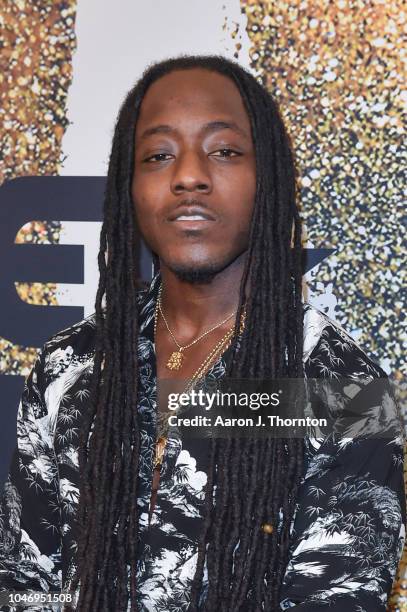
[170,150,212,195]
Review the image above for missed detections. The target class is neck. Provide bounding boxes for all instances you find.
[157,253,247,338]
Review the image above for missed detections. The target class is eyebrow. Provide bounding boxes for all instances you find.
[139,120,249,141]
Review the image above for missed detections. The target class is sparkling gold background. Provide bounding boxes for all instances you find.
[0,0,73,375]
[0,0,405,606]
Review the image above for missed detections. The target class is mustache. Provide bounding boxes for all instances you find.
[177,197,209,208]
[167,197,217,219]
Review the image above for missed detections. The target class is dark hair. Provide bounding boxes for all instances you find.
[71,54,304,611]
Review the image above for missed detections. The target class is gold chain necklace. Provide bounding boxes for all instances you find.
[157,284,236,371]
[153,287,246,469]
[153,326,236,468]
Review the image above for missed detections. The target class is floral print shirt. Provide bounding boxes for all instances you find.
[0,274,405,611]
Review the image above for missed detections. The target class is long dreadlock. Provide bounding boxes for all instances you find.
[70,54,304,611]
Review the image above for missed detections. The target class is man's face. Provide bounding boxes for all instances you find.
[131,68,256,282]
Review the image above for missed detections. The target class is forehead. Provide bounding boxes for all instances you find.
[135,68,251,133]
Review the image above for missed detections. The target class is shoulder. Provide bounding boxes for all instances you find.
[302,301,386,378]
[300,304,405,461]
[43,312,97,354]
[42,285,150,361]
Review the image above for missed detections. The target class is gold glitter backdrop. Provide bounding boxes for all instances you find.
[0,0,74,375]
[239,0,405,380]
[239,0,406,608]
[0,1,76,182]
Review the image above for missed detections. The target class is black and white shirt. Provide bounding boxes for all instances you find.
[0,274,405,610]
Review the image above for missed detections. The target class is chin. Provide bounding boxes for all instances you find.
[166,257,230,284]
[169,264,221,284]
[158,245,248,284]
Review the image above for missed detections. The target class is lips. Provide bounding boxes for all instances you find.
[176,215,209,221]
[168,206,216,222]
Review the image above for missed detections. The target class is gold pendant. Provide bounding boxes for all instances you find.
[166,350,185,370]
[154,436,168,468]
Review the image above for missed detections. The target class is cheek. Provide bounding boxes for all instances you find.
[217,160,256,199]
[132,177,161,222]
[243,164,257,204]
[132,175,148,207]
[133,197,161,253]
[224,173,256,224]
[242,173,257,223]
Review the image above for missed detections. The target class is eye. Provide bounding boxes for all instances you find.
[143,153,173,163]
[210,148,241,158]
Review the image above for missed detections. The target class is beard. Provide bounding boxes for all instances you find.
[155,239,249,285]
[168,261,223,284]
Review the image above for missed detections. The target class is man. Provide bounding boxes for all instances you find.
[0,55,405,611]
